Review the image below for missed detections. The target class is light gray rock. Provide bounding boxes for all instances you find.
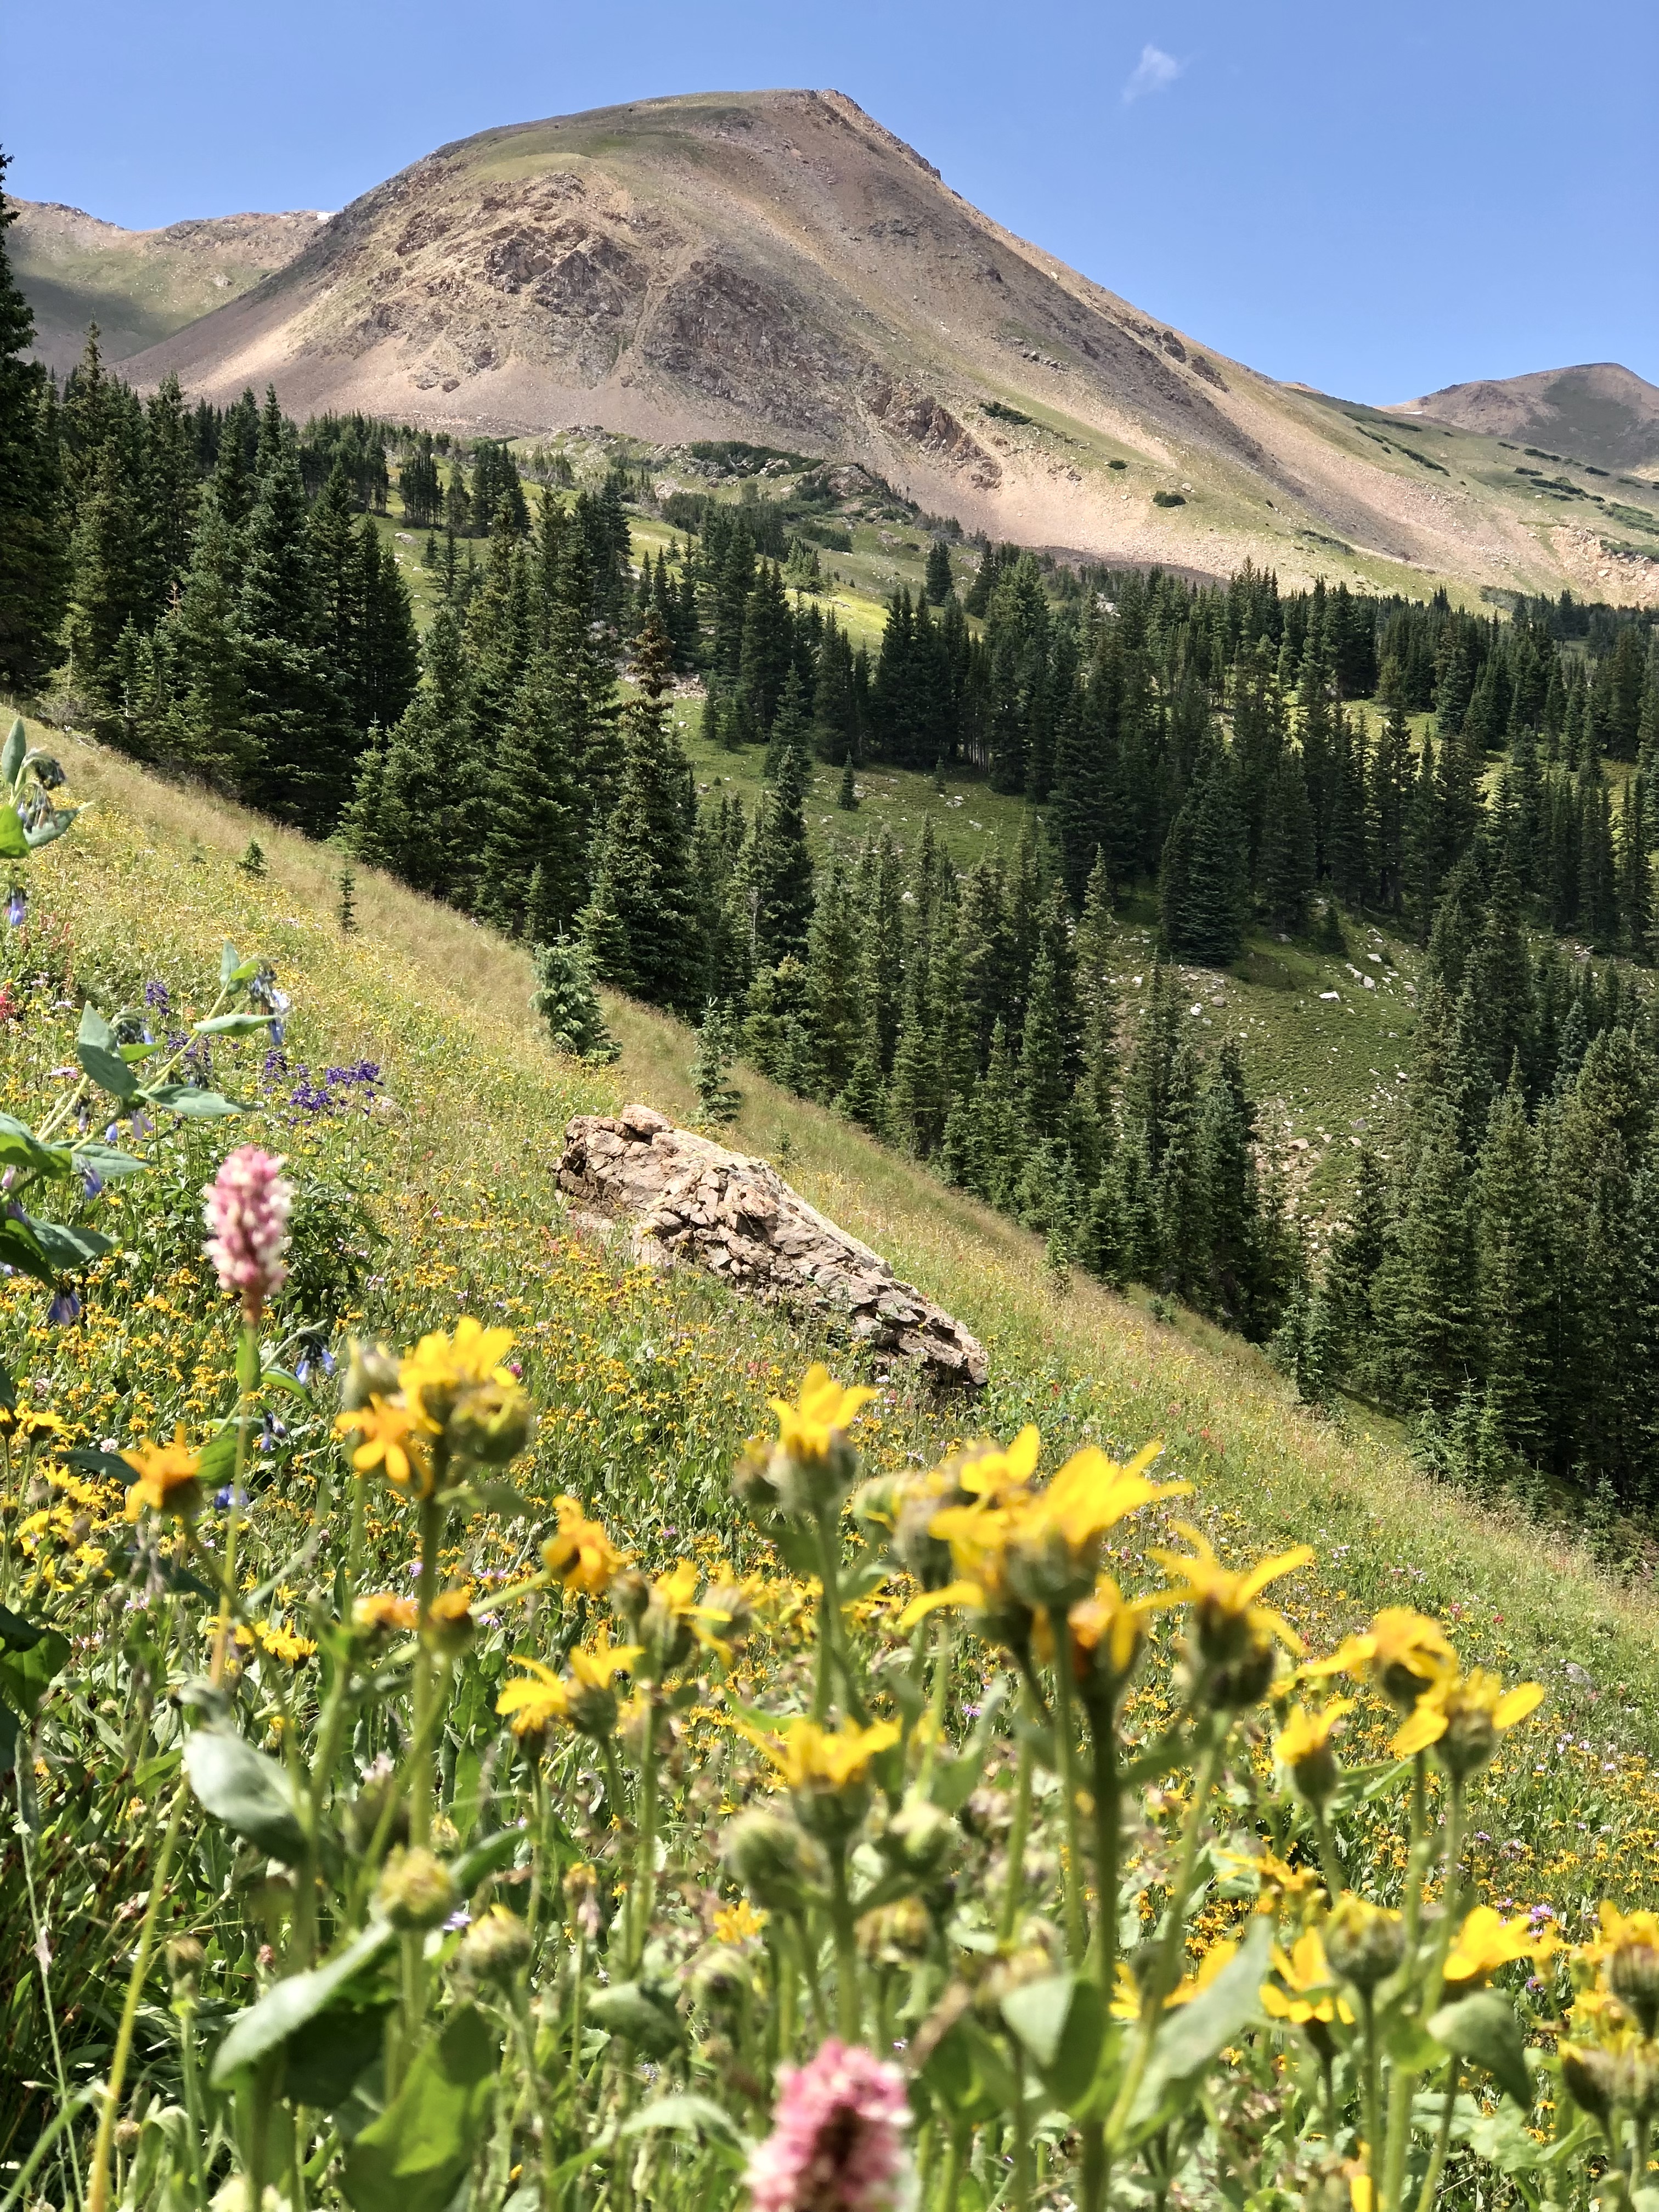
[558,1106,988,1387]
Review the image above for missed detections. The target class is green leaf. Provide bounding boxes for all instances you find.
[194,1012,277,1036]
[1,719,25,787]
[143,1085,241,1119]
[770,1521,822,1579]
[183,1726,308,1865]
[1126,1918,1274,2142]
[211,1920,398,2086]
[0,1602,71,1723]
[25,806,78,851]
[280,2004,393,2109]
[452,1826,526,1891]
[25,1216,114,1271]
[77,1006,138,1101]
[0,1113,74,1175]
[1430,1990,1534,2108]
[0,1356,16,1412]
[921,2017,1019,2123]
[67,1446,131,1480]
[0,1217,59,1286]
[220,940,240,988]
[1001,1971,1110,2116]
[0,803,28,859]
[588,1980,685,2057]
[619,2094,747,2145]
[71,1141,146,1181]
[341,2003,498,2212]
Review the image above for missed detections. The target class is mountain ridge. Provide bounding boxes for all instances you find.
[19,89,1659,605]
[1389,360,1659,472]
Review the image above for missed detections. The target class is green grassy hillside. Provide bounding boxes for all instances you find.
[10,715,1659,1912]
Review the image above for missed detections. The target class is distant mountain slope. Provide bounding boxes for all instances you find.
[59,91,1659,605]
[1391,362,1659,473]
[10,199,323,373]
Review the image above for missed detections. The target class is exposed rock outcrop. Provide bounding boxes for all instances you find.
[558,1104,988,1387]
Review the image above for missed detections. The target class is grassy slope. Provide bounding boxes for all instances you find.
[16,716,1659,1908]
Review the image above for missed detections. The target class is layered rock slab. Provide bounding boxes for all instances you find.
[557,1104,988,1387]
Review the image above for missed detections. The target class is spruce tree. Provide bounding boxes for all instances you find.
[531,936,617,1062]
[1260,751,1316,931]
[476,648,585,938]
[0,153,68,688]
[923,538,954,605]
[579,614,701,1011]
[690,1000,743,1125]
[1474,1073,1551,1461]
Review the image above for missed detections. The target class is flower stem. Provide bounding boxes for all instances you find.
[86,1784,189,2212]
[1051,1628,1087,1963]
[998,1731,1034,1947]
[627,1694,659,1975]
[1412,2057,1459,2212]
[210,1321,259,1687]
[827,1843,862,2042]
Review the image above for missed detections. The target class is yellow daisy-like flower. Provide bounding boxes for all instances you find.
[353,1591,419,1637]
[335,1396,431,1498]
[713,1899,769,1944]
[1275,1699,1353,1806]
[399,1317,517,1431]
[1304,1607,1457,1711]
[1260,1926,1356,2028]
[764,1716,901,1795]
[543,1494,629,1597]
[1019,1440,1183,1557]
[1443,1904,1558,1988]
[955,1425,1042,1504]
[568,1624,643,1690]
[1064,1573,1173,1703]
[122,1427,202,1521]
[255,1619,317,1664]
[1392,1667,1544,1772]
[1150,1525,1313,1654]
[767,1364,877,1463]
[496,1656,572,1737]
[1113,1938,1239,2021]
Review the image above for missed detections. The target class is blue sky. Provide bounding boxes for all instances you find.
[4,0,1655,403]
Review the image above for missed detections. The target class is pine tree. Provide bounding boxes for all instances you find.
[1379,1098,1478,1411]
[923,538,954,606]
[1474,1073,1552,1461]
[1018,937,1071,1144]
[690,1000,743,1125]
[239,398,350,830]
[60,441,144,720]
[1194,1039,1271,1333]
[0,153,68,688]
[1163,735,1248,964]
[1260,751,1316,931]
[476,648,585,938]
[579,614,701,1011]
[531,936,617,1063]
[747,725,815,967]
[1322,1144,1389,1392]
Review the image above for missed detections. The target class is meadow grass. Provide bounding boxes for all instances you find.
[8,719,1657,1923]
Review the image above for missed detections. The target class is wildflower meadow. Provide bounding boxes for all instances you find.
[5,726,1659,2212]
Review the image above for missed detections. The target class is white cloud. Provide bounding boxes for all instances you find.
[1122,44,1185,104]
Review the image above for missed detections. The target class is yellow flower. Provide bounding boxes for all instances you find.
[568,1624,643,1691]
[713,1899,769,1944]
[255,1619,317,1664]
[1274,1700,1353,1805]
[764,1717,901,1794]
[399,1318,517,1432]
[496,1656,572,1737]
[353,1591,419,1637]
[1261,1927,1356,2027]
[1392,1668,1544,1771]
[1150,1526,1313,1654]
[916,1436,1183,1629]
[1065,1574,1172,1705]
[335,1396,431,1497]
[1444,1905,1558,1988]
[543,1494,629,1596]
[1114,1938,1240,2020]
[1304,1607,1457,1711]
[122,1427,202,1520]
[767,1364,877,1463]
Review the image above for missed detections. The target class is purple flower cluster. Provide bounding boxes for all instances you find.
[286,1059,382,1116]
[746,2041,911,2212]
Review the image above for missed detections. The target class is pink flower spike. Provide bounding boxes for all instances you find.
[744,2039,911,2212]
[202,1144,293,1321]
